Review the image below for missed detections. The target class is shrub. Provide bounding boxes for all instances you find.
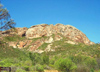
[42,54,49,65]
[69,55,97,72]
[35,64,44,72]
[84,57,97,69]
[54,58,77,72]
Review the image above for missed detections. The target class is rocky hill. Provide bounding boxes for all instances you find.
[1,24,100,72]
[0,24,94,53]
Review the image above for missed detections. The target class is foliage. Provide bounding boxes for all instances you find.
[29,52,41,65]
[0,3,15,30]
[41,53,49,65]
[54,58,77,72]
[35,64,44,72]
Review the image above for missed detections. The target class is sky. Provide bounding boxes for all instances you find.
[1,0,100,43]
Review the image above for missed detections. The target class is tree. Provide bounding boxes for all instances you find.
[0,3,15,30]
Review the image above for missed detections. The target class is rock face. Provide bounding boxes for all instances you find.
[65,40,77,45]
[26,24,94,45]
[29,39,44,51]
[2,23,95,53]
[16,27,28,37]
[8,40,32,49]
[17,41,26,48]
[45,37,54,43]
[8,42,18,48]
[1,27,28,37]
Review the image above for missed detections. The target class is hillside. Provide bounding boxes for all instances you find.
[0,24,100,72]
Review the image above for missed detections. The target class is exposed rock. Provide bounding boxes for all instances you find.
[65,40,77,45]
[16,27,28,37]
[31,24,48,28]
[45,37,54,43]
[24,40,32,48]
[45,43,54,52]
[54,34,63,41]
[29,39,44,51]
[26,24,93,45]
[90,42,95,45]
[8,42,18,48]
[17,41,26,49]
[54,45,61,49]
[0,37,3,41]
[34,49,44,53]
[1,27,28,37]
[26,24,49,39]
[17,40,32,48]
[8,40,32,49]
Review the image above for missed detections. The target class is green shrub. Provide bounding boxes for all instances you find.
[42,54,49,65]
[29,52,43,65]
[69,55,97,72]
[35,64,44,72]
[84,57,97,68]
[54,58,77,72]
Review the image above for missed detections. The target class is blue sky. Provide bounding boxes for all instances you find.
[1,0,100,43]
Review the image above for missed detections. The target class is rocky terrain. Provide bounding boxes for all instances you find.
[0,24,94,53]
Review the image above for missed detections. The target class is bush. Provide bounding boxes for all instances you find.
[29,52,42,65]
[69,55,97,72]
[84,57,97,69]
[35,64,44,72]
[42,54,49,65]
[54,58,77,72]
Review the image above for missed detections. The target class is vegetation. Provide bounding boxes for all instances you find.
[38,43,49,50]
[4,35,26,42]
[54,58,77,72]
[0,35,100,72]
